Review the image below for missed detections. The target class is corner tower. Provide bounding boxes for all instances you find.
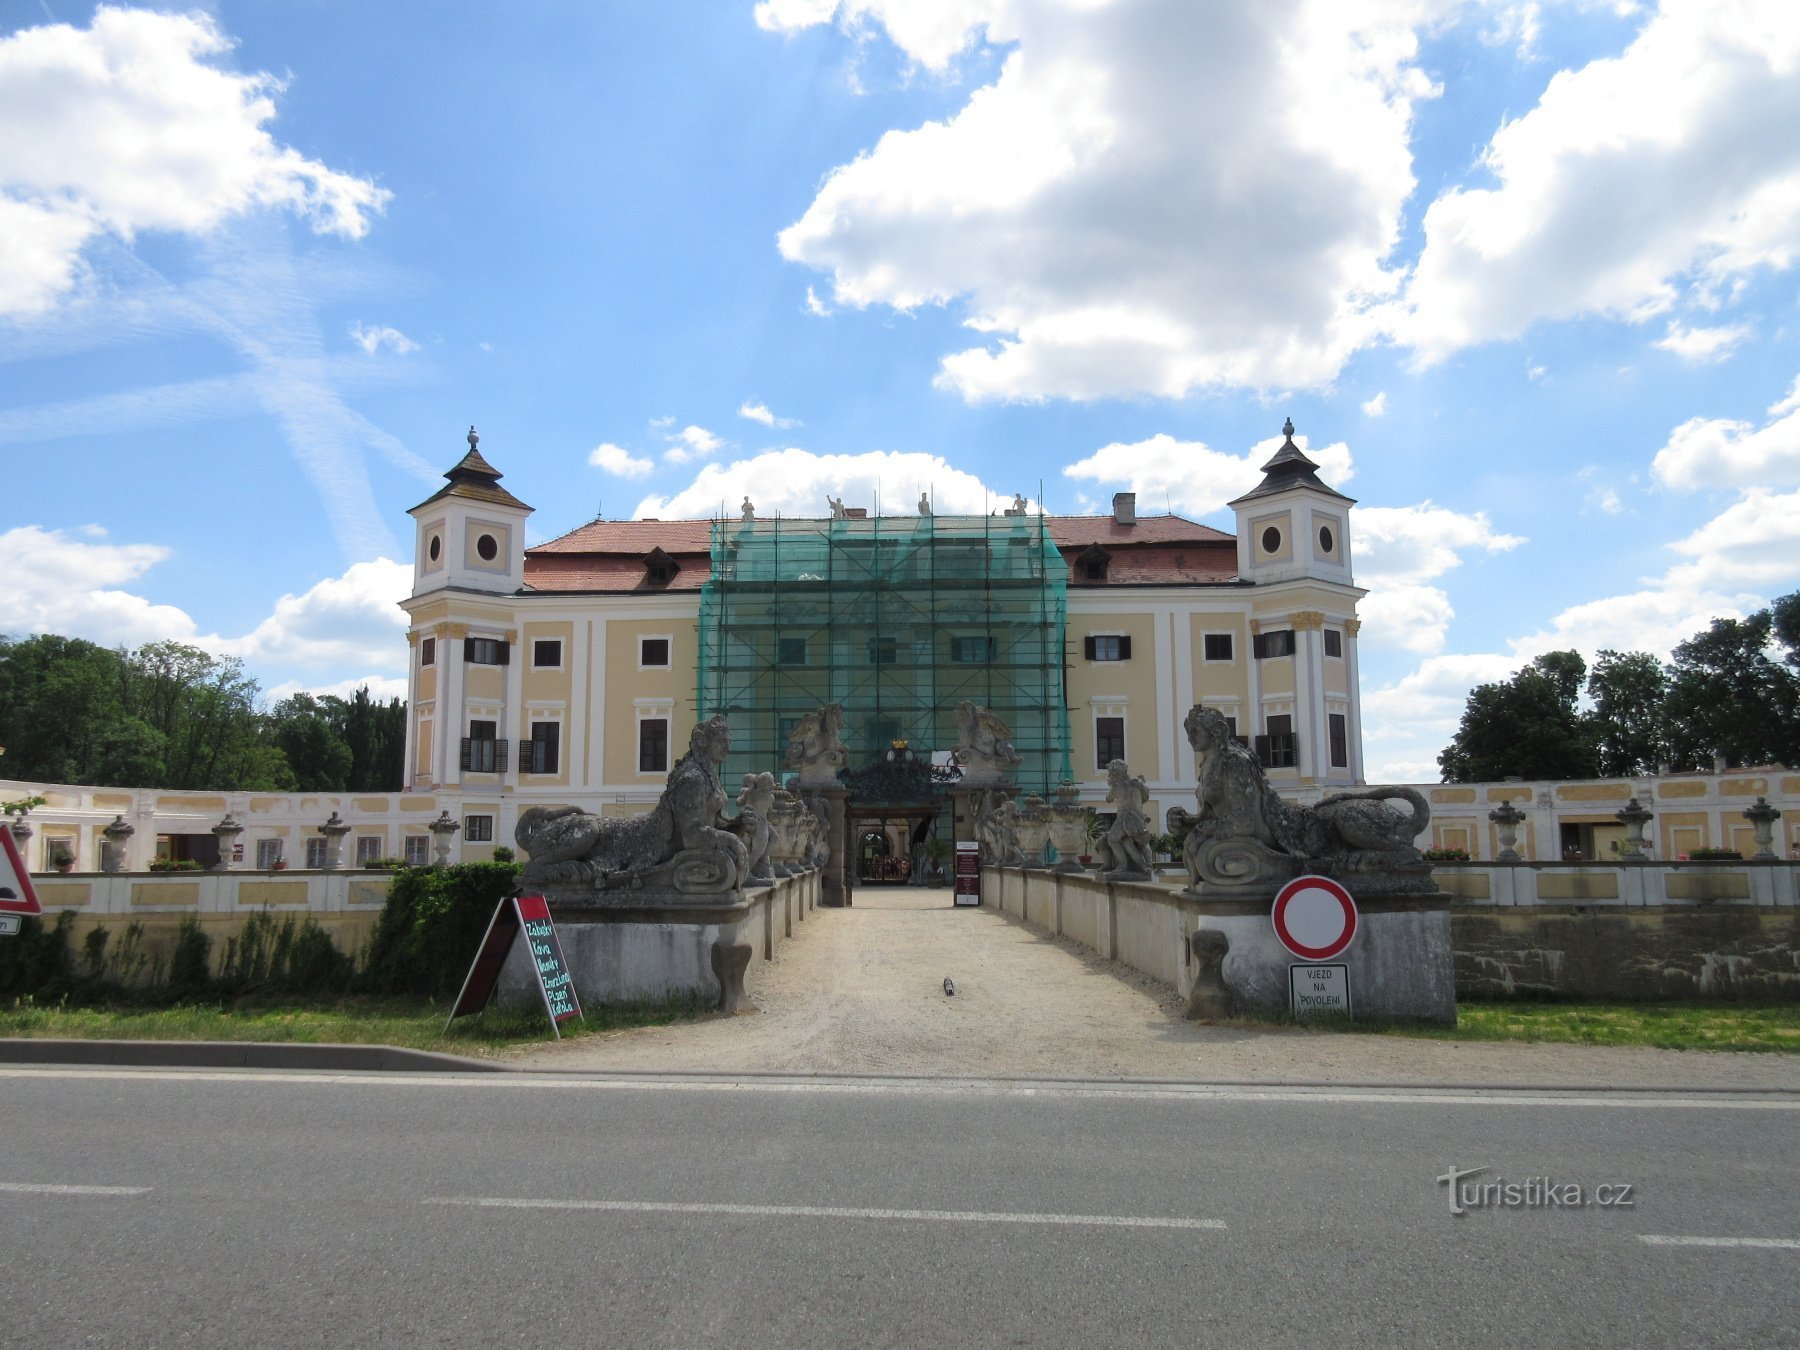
[408,426,532,597]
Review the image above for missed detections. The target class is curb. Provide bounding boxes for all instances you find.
[0,1039,510,1074]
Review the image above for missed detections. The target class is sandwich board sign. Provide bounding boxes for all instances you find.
[0,827,42,938]
[953,840,981,906]
[1271,875,1357,1019]
[446,893,583,1037]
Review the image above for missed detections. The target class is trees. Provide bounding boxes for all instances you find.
[1662,609,1800,771]
[1438,651,1598,783]
[0,633,407,792]
[1587,649,1669,777]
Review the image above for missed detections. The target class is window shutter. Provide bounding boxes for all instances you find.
[1118,636,1131,660]
[1083,636,1097,660]
[463,637,475,663]
[497,640,510,666]
[460,737,473,770]
[496,740,509,773]
[1253,735,1271,767]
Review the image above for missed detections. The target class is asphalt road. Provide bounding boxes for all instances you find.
[1,1068,1796,1348]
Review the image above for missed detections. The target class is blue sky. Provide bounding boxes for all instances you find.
[3,0,1798,781]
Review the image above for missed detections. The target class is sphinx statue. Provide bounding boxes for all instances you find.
[1167,704,1433,895]
[515,715,750,898]
[1091,759,1153,880]
[951,700,1022,786]
[784,703,847,787]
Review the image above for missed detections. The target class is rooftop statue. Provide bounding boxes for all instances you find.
[784,703,847,786]
[515,715,749,898]
[1168,704,1433,895]
[951,700,1022,786]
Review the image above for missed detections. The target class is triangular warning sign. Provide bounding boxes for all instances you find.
[0,826,43,915]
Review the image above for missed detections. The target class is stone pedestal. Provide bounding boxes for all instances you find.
[317,811,351,870]
[100,815,135,874]
[813,787,853,907]
[211,813,244,872]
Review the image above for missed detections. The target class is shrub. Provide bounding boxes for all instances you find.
[0,911,77,1001]
[1687,847,1743,861]
[148,858,204,872]
[218,910,354,995]
[165,917,213,999]
[358,861,520,998]
[491,845,515,863]
[1423,847,1472,862]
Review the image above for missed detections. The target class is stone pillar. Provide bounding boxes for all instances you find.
[317,811,351,870]
[101,815,135,874]
[429,809,461,868]
[1615,796,1653,861]
[1488,799,1525,863]
[211,812,244,871]
[1742,796,1782,860]
[813,787,853,907]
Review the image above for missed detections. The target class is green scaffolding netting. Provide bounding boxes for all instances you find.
[697,513,1072,798]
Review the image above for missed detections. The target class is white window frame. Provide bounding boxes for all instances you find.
[1090,634,1127,662]
[403,835,430,866]
[1201,630,1235,663]
[255,838,283,870]
[635,698,674,776]
[304,838,328,869]
[463,814,495,843]
[1091,698,1128,773]
[638,634,674,670]
[355,836,384,866]
[530,636,565,670]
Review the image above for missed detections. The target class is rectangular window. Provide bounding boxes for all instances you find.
[1084,634,1131,662]
[532,638,563,668]
[403,836,430,866]
[777,637,807,666]
[420,637,435,667]
[640,637,670,667]
[464,815,494,843]
[1252,630,1295,660]
[528,721,560,774]
[355,836,382,866]
[304,837,328,869]
[868,636,898,666]
[951,635,994,663]
[1257,713,1297,769]
[1324,629,1343,659]
[639,718,669,773]
[1203,633,1234,662]
[1329,713,1349,768]
[1095,715,1126,769]
[465,637,509,665]
[461,720,507,774]
[255,838,282,870]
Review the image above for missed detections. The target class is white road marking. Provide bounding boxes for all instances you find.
[0,1182,149,1196]
[1639,1236,1800,1250]
[2,1068,1795,1110]
[425,1196,1225,1230]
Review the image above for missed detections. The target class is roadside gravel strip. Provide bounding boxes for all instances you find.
[511,888,1800,1091]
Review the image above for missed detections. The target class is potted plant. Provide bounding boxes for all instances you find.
[269,858,288,872]
[50,846,75,874]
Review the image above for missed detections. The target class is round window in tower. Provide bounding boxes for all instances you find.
[1318,525,1334,554]
[1261,525,1282,555]
[476,533,499,562]
[428,535,441,562]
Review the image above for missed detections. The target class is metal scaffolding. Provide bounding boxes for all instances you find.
[697,512,1071,797]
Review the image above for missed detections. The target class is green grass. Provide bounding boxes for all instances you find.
[0,993,709,1058]
[1227,1001,1800,1053]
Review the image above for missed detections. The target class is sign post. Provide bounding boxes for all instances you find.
[1271,874,1358,1018]
[0,828,42,939]
[445,893,583,1037]
[953,840,981,906]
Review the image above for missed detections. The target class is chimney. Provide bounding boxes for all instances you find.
[1112,492,1136,526]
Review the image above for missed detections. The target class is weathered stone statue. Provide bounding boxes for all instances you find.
[951,700,1022,785]
[1167,704,1432,895]
[1013,794,1052,868]
[515,715,749,897]
[1092,759,1153,880]
[975,789,1025,866]
[732,771,777,884]
[784,703,848,786]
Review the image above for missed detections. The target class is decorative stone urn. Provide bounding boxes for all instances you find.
[1488,798,1526,862]
[428,810,461,868]
[100,815,135,874]
[1742,796,1782,860]
[211,812,244,872]
[1047,780,1092,874]
[317,811,352,870]
[1013,795,1052,869]
[1614,796,1653,861]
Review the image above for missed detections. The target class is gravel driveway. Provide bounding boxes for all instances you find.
[510,888,1800,1089]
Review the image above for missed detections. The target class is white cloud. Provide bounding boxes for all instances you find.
[1404,0,1800,360]
[1353,503,1525,654]
[738,401,801,429]
[0,525,197,648]
[663,424,724,464]
[1360,391,1388,417]
[635,447,1015,519]
[1651,377,1800,490]
[1578,466,1623,515]
[776,0,1437,401]
[1063,429,1354,520]
[267,674,409,705]
[348,322,419,355]
[1653,320,1751,363]
[1360,651,1526,783]
[0,6,388,316]
[803,286,831,317]
[588,442,655,479]
[215,558,411,672]
[759,0,1006,71]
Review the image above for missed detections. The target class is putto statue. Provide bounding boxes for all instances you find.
[515,715,749,898]
[951,700,1023,786]
[1168,704,1433,895]
[1091,759,1153,880]
[732,771,777,884]
[975,789,1025,867]
[784,703,848,786]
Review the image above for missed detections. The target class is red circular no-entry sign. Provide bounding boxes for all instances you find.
[1271,875,1358,960]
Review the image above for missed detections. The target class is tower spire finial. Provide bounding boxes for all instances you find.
[467,425,479,451]
[1282,417,1295,442]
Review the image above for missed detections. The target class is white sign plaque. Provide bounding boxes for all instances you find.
[1289,963,1351,1018]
